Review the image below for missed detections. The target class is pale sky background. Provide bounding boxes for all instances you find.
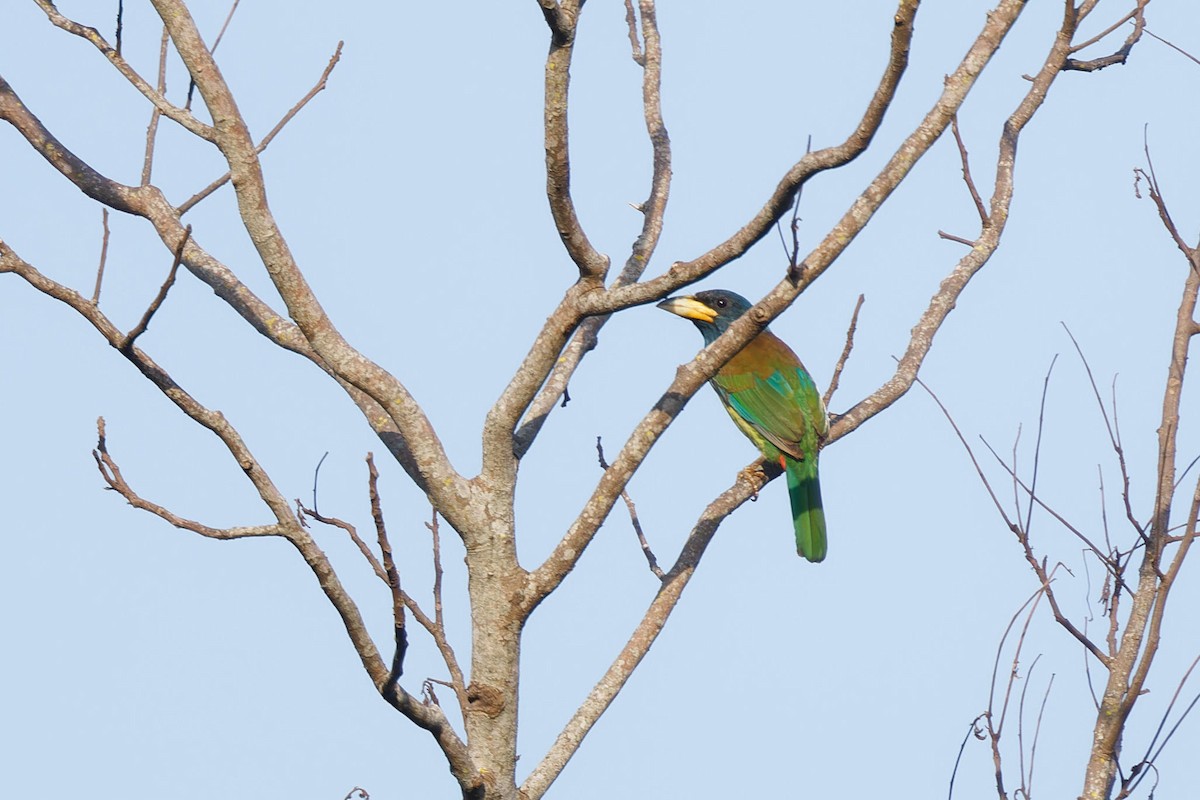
[3,2,1200,798]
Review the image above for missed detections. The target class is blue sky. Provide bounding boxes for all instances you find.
[3,2,1200,798]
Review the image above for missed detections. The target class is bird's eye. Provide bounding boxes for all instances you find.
[716,298,727,308]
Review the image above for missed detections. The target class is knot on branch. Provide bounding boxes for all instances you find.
[466,682,506,717]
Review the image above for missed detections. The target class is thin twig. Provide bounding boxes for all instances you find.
[951,113,989,226]
[178,41,344,214]
[1015,654,1043,797]
[1141,25,1200,67]
[93,417,281,540]
[407,508,469,713]
[1062,0,1146,72]
[295,452,389,581]
[141,26,169,186]
[1068,8,1137,54]
[993,583,1049,736]
[980,437,1118,576]
[91,208,110,304]
[823,294,864,408]
[986,582,1052,799]
[948,714,986,800]
[1010,425,1024,533]
[1097,466,1117,574]
[1062,323,1145,540]
[122,224,190,350]
[1026,672,1054,797]
[426,509,446,648]
[296,499,388,584]
[938,230,978,247]
[311,450,330,515]
[916,372,1111,665]
[597,437,663,579]
[779,135,813,278]
[369,453,408,686]
[1129,650,1200,793]
[1138,126,1198,270]
[1023,354,1059,541]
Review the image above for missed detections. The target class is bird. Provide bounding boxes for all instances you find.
[657,289,829,562]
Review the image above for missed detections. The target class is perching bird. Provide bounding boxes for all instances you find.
[658,290,829,562]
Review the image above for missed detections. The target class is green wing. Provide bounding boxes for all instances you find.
[712,357,826,460]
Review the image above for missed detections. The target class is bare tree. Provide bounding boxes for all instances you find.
[939,142,1200,800]
[0,1,1161,798]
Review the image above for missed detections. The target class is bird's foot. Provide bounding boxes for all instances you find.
[738,465,766,501]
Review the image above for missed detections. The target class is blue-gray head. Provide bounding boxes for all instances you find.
[657,289,754,346]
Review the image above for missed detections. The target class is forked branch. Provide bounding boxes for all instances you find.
[32,0,216,141]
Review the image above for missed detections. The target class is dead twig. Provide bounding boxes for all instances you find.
[409,509,468,713]
[121,225,190,350]
[915,372,1111,666]
[597,437,663,579]
[952,114,989,226]
[1068,8,1138,54]
[1061,324,1145,541]
[778,135,813,279]
[823,294,864,409]
[948,714,986,800]
[1022,354,1059,541]
[425,510,447,648]
[295,451,389,582]
[938,230,978,247]
[1125,651,1200,796]
[1025,671,1054,797]
[296,500,388,584]
[622,0,644,66]
[1062,0,1146,72]
[370,453,408,686]
[179,41,344,215]
[1141,25,1200,68]
[141,26,169,186]
[91,208,110,304]
[93,417,280,540]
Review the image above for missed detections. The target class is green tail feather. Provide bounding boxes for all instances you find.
[785,455,826,562]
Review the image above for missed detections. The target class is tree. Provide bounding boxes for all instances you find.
[942,138,1200,800]
[2,1,1195,798]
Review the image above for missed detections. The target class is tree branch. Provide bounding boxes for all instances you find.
[32,0,216,141]
[122,225,189,350]
[140,25,170,186]
[91,208,110,304]
[510,0,672,461]
[540,0,608,280]
[149,0,471,522]
[0,238,394,719]
[523,0,1032,612]
[521,464,766,799]
[178,41,344,215]
[823,294,865,409]
[93,418,281,540]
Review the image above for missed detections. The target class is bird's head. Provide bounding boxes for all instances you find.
[657,289,754,345]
